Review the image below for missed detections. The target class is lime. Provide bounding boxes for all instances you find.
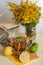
[32,43,38,48]
[30,46,38,53]
[30,42,38,53]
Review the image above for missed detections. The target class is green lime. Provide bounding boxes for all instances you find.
[32,43,38,48]
[30,46,38,53]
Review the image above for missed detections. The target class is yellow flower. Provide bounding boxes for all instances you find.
[7,0,41,24]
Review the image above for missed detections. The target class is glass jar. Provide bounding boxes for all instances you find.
[22,22,36,40]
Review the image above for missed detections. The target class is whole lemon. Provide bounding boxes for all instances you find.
[3,46,14,56]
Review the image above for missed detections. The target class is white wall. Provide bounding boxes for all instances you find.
[0,0,43,34]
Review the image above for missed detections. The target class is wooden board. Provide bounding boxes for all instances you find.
[7,53,40,65]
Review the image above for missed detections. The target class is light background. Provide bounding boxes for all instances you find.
[0,1,43,65]
[0,0,43,34]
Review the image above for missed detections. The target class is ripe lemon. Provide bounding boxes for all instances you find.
[3,46,14,56]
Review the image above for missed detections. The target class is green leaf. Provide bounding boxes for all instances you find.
[17,37,24,42]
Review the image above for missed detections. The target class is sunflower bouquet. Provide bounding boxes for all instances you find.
[7,0,41,37]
